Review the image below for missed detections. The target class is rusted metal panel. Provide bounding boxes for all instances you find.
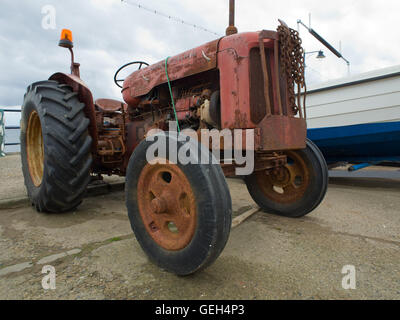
[218,31,277,130]
[259,30,279,41]
[249,47,274,123]
[197,128,261,151]
[259,36,272,118]
[274,40,283,115]
[123,39,219,104]
[221,154,287,177]
[258,116,307,151]
[95,99,126,113]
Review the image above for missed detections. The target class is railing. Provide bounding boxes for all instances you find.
[1,109,21,147]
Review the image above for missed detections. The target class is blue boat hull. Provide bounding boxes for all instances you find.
[307,121,400,164]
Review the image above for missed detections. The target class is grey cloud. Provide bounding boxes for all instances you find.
[0,0,217,106]
[1,0,399,107]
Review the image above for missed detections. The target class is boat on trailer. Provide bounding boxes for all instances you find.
[305,65,400,169]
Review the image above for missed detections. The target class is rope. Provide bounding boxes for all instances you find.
[165,57,180,132]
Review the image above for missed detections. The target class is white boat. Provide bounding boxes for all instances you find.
[305,65,400,165]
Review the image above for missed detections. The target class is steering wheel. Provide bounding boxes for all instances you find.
[114,61,149,88]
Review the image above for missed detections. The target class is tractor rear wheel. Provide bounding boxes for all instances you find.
[125,132,232,275]
[20,80,92,213]
[244,139,328,218]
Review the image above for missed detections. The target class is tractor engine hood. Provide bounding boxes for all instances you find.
[122,39,219,106]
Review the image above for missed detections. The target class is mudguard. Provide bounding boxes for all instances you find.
[49,72,98,152]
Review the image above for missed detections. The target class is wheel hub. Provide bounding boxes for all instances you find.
[270,166,291,187]
[256,150,310,203]
[150,197,168,214]
[137,160,197,251]
[26,110,44,187]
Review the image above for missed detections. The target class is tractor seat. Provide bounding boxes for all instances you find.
[95,99,127,113]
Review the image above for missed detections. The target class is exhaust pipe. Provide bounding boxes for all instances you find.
[225,0,238,36]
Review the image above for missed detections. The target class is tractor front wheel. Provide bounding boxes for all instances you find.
[125,132,232,275]
[245,139,328,218]
[20,80,92,213]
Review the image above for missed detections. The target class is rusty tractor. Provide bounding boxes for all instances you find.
[20,1,328,275]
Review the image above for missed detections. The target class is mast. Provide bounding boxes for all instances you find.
[225,0,238,36]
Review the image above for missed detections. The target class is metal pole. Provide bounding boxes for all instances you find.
[298,19,351,74]
[226,0,238,36]
[229,0,234,26]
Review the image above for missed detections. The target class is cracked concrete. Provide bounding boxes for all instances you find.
[0,155,399,299]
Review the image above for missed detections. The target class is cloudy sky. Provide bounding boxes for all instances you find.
[1,0,399,108]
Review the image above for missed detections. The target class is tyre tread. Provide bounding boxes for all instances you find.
[20,80,92,213]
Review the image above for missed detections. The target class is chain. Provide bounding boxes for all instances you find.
[277,23,306,116]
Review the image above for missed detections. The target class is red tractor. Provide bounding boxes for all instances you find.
[20,1,328,275]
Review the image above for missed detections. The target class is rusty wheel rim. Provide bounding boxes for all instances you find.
[137,160,197,251]
[256,150,310,204]
[26,111,44,187]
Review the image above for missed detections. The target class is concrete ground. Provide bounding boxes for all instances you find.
[0,154,399,300]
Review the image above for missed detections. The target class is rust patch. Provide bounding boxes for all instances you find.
[258,115,306,151]
[137,161,197,251]
[123,39,220,105]
[221,154,286,178]
[233,109,248,128]
[254,149,310,204]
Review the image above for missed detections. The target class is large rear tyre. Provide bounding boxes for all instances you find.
[244,139,328,218]
[125,132,232,275]
[20,80,92,213]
